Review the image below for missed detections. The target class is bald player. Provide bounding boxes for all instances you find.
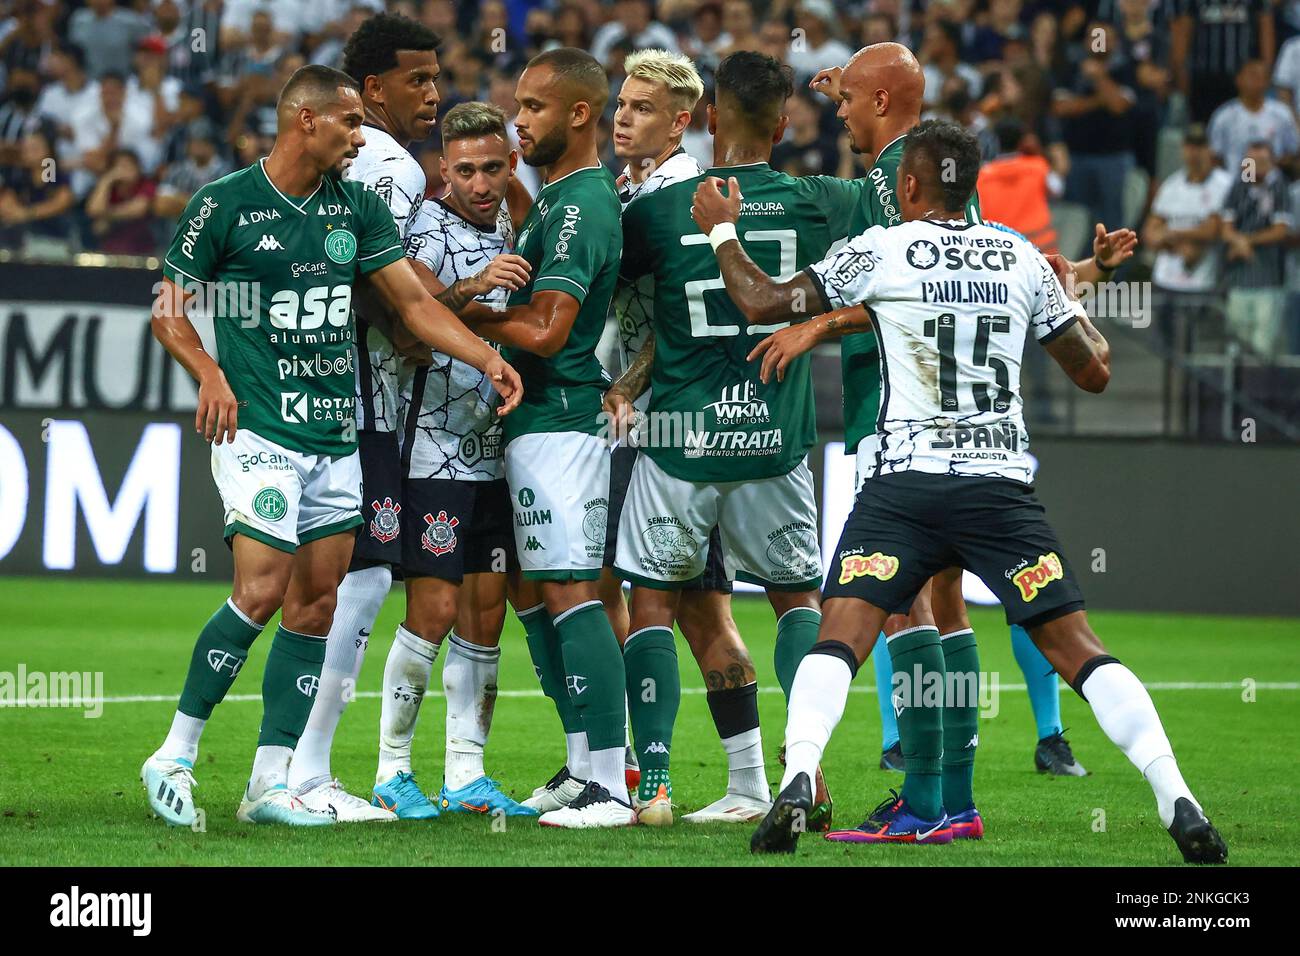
[141,64,521,828]
[441,49,632,828]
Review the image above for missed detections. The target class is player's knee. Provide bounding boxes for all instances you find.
[284,591,337,636]
[231,581,283,626]
[766,588,819,617]
[407,587,458,642]
[459,603,506,643]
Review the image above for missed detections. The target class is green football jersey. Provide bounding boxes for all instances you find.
[621,162,860,482]
[501,165,623,441]
[162,159,405,456]
[840,135,982,453]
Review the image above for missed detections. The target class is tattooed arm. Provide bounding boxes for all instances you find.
[745,305,875,384]
[1043,312,1111,393]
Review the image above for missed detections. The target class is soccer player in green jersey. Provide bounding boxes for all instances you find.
[141,64,521,828]
[609,51,865,829]
[447,49,632,828]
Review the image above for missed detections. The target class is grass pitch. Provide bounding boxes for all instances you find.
[0,577,1296,866]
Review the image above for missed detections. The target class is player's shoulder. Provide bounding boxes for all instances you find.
[189,161,257,207]
[625,149,705,202]
[539,165,621,221]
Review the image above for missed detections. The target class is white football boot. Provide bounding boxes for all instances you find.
[237,784,335,826]
[538,781,635,829]
[141,755,198,827]
[633,783,674,827]
[297,779,396,822]
[522,765,587,813]
[682,791,773,824]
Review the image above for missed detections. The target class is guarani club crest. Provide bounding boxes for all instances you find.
[370,497,401,543]
[422,510,460,555]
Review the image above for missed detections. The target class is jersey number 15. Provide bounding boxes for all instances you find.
[923,312,1014,414]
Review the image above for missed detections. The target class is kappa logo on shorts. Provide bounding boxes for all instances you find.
[837,551,900,585]
[421,510,460,556]
[523,535,546,551]
[369,497,401,543]
[252,486,288,522]
[1008,552,1064,602]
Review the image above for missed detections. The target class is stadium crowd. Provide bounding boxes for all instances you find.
[1,0,1299,354]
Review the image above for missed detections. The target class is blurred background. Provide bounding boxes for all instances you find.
[0,3,1298,597]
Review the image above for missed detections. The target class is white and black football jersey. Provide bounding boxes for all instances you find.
[805,218,1083,484]
[398,197,514,481]
[606,148,705,406]
[344,124,427,434]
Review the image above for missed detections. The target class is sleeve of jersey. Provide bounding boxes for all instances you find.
[355,190,407,275]
[804,176,867,239]
[531,189,612,304]
[162,186,224,285]
[801,227,886,312]
[1029,249,1082,343]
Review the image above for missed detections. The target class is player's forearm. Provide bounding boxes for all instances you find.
[400,298,502,372]
[611,332,655,401]
[456,300,553,354]
[151,308,223,385]
[714,237,807,323]
[812,305,875,340]
[433,275,484,313]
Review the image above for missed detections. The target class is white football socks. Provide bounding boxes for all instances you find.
[780,653,852,793]
[566,731,592,781]
[722,726,769,801]
[443,633,501,790]
[589,746,629,804]
[156,711,205,765]
[247,745,294,800]
[376,623,441,784]
[289,565,391,792]
[1081,661,1198,826]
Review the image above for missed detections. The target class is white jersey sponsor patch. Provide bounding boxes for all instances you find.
[805,218,1081,484]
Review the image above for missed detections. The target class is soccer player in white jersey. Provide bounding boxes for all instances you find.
[285,13,523,820]
[694,120,1227,863]
[594,50,775,825]
[372,101,537,818]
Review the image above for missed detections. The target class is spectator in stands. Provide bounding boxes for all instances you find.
[719,0,761,57]
[129,35,184,168]
[1053,20,1140,230]
[1170,0,1275,124]
[786,0,854,85]
[474,0,527,75]
[680,2,728,76]
[0,126,75,255]
[970,0,1026,67]
[772,89,839,177]
[85,147,157,256]
[591,0,679,65]
[67,72,156,200]
[0,0,55,81]
[153,117,229,223]
[216,9,285,113]
[221,0,299,49]
[1209,59,1300,174]
[977,116,1063,254]
[545,3,594,53]
[1221,140,1293,354]
[862,12,897,48]
[1143,124,1234,350]
[0,64,38,171]
[34,46,99,163]
[68,0,152,80]
[920,20,982,112]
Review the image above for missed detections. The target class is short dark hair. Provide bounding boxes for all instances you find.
[526,47,610,113]
[442,101,509,145]
[341,12,440,87]
[901,119,982,213]
[714,50,793,133]
[278,64,360,111]
[994,116,1025,154]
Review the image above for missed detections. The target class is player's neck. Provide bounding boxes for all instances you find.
[544,142,601,185]
[869,117,917,163]
[362,106,406,148]
[628,139,681,183]
[263,145,324,200]
[711,139,770,169]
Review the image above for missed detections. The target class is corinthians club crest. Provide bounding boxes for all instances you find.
[422,510,460,556]
[370,497,401,543]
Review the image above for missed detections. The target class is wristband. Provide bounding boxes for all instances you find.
[708,221,738,252]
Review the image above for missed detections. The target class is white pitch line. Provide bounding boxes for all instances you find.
[2,682,1296,709]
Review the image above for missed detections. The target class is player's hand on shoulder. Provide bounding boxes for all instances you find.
[746,321,818,384]
[197,368,238,445]
[475,253,531,295]
[486,355,523,416]
[691,176,743,235]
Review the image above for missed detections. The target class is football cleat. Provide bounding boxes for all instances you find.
[633,783,673,827]
[372,771,440,819]
[1035,730,1088,776]
[538,781,635,829]
[948,806,984,840]
[141,755,197,827]
[237,784,335,826]
[625,744,641,793]
[825,790,952,844]
[1167,797,1227,864]
[879,741,905,773]
[682,791,772,824]
[750,772,812,854]
[299,779,396,822]
[438,776,539,817]
[778,744,832,831]
[522,765,587,813]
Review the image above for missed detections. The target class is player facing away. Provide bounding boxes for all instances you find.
[441,49,631,828]
[142,64,522,827]
[372,101,536,818]
[610,51,865,829]
[281,11,449,822]
[695,119,1226,863]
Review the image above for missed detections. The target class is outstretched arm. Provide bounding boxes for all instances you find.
[745,305,874,383]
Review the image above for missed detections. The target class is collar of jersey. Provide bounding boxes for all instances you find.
[873,133,907,163]
[618,145,686,184]
[704,161,770,173]
[257,157,324,215]
[540,163,603,191]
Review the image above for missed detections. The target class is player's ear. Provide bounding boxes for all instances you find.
[772,112,789,145]
[706,103,717,136]
[572,99,590,129]
[875,88,889,116]
[508,149,518,174]
[671,108,691,138]
[365,74,385,106]
[439,154,448,181]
